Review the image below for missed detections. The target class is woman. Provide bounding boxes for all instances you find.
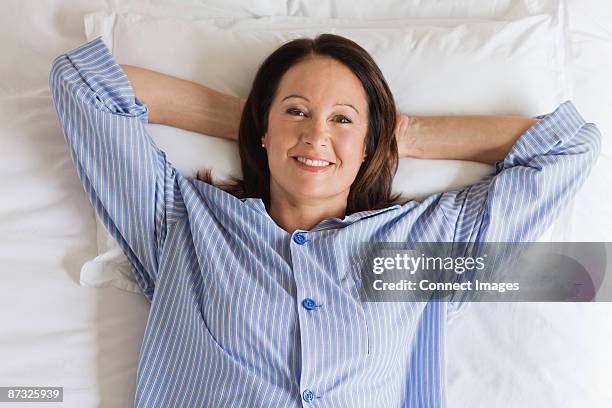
[50,34,600,407]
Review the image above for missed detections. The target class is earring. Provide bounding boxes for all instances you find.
[261,143,265,148]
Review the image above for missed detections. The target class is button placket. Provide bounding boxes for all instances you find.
[291,231,323,404]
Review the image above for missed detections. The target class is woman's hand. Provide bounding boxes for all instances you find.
[393,111,538,164]
[394,113,418,158]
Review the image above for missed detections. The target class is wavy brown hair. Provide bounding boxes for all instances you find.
[196,33,407,214]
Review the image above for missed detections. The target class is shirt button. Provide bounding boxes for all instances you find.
[302,389,315,402]
[302,298,317,310]
[293,232,307,245]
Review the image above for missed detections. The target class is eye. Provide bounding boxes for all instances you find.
[335,115,352,124]
[286,108,306,117]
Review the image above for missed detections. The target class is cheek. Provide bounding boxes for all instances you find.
[340,153,362,174]
[337,137,366,168]
[266,121,297,150]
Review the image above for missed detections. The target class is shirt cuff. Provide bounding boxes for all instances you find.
[64,36,149,121]
[495,100,587,173]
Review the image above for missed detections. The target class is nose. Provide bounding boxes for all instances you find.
[300,116,330,147]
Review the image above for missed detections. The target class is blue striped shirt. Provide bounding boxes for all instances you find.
[50,37,601,407]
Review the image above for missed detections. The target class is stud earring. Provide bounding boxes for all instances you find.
[261,143,265,148]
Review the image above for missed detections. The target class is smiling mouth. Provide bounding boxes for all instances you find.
[294,156,333,166]
[292,156,335,172]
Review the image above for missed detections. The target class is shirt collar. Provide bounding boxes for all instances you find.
[345,204,402,221]
[241,197,267,214]
[241,198,401,228]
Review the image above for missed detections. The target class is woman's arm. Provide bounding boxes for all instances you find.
[121,63,536,161]
[120,64,246,141]
[51,39,186,301]
[395,113,539,164]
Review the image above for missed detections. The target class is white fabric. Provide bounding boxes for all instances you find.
[81,9,569,292]
[0,1,610,407]
[287,0,557,20]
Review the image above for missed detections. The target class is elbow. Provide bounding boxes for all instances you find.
[49,54,69,99]
[567,123,603,182]
[581,123,602,164]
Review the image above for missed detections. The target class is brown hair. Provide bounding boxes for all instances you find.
[196,33,407,214]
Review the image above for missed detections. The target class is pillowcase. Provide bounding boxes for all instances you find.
[286,0,557,20]
[80,10,568,293]
[147,0,288,17]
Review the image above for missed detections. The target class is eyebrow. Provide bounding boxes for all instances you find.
[281,94,360,115]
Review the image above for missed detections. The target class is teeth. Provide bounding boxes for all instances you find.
[296,157,331,167]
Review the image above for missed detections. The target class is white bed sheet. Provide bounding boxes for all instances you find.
[0,1,150,406]
[0,1,610,407]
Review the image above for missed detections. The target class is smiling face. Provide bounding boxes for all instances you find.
[261,55,369,208]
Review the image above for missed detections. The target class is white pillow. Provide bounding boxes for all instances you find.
[147,0,288,17]
[80,10,569,293]
[287,0,557,20]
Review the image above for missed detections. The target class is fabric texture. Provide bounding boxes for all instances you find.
[49,37,601,407]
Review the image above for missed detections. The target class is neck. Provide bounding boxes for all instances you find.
[268,196,347,234]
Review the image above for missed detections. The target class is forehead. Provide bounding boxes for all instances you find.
[276,55,367,106]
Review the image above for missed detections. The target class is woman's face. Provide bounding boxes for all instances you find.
[262,55,369,206]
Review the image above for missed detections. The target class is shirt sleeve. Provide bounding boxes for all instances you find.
[49,37,181,300]
[438,100,602,316]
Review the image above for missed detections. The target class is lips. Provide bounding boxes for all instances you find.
[291,155,335,165]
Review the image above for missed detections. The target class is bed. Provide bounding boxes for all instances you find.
[1,0,611,406]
